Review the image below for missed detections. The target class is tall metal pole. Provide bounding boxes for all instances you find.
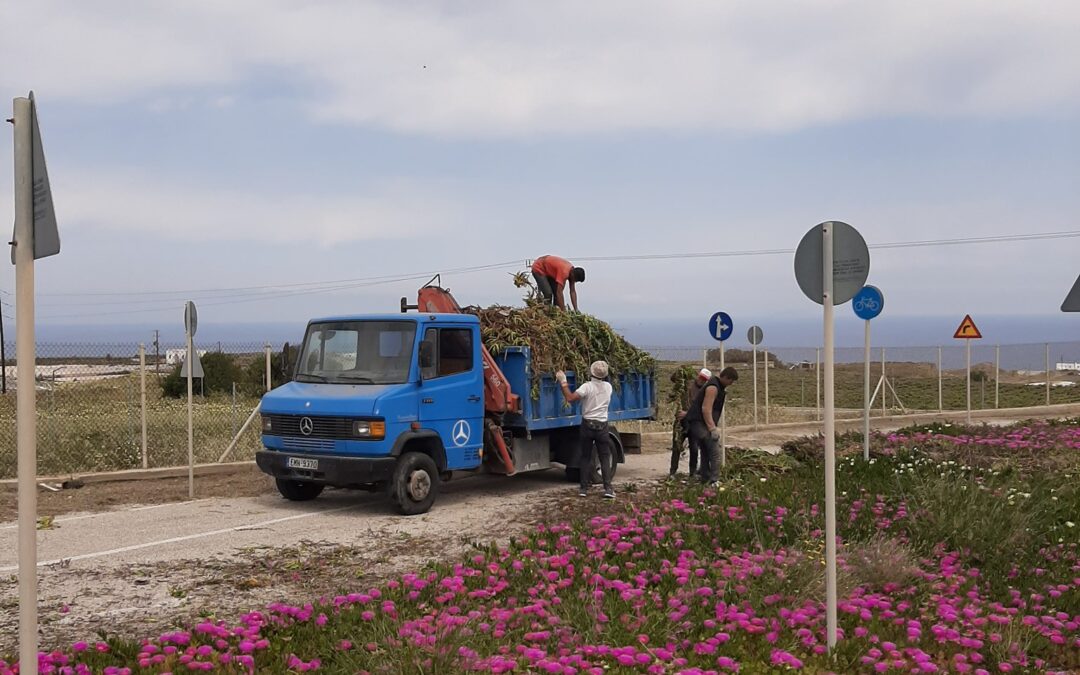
[13,95,39,675]
[719,341,725,467]
[965,340,972,425]
[822,223,838,650]
[863,319,871,460]
[752,343,758,429]
[938,346,943,413]
[1046,343,1051,406]
[764,349,770,425]
[994,344,1000,409]
[265,343,272,392]
[186,326,194,499]
[139,343,147,469]
[1,308,6,394]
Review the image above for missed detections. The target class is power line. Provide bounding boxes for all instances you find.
[30,229,1080,319]
[572,230,1080,262]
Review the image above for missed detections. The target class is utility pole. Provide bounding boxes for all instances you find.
[153,329,160,374]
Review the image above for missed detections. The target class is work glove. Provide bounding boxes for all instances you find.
[709,427,722,442]
[555,371,567,384]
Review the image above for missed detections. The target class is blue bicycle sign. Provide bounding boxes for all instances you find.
[852,285,884,320]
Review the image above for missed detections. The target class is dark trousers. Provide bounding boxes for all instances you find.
[670,421,699,475]
[532,272,558,305]
[687,420,720,483]
[579,419,613,491]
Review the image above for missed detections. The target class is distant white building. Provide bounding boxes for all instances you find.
[166,348,208,365]
[1056,362,1080,371]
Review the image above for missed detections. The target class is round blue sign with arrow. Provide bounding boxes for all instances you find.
[708,311,734,342]
[852,285,884,320]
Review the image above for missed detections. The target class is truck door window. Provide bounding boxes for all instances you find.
[421,327,474,379]
[438,328,473,377]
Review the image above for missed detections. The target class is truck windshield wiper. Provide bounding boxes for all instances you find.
[336,375,376,384]
[295,373,329,383]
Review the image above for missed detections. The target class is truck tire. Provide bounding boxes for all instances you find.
[390,452,439,515]
[564,453,621,485]
[275,479,324,502]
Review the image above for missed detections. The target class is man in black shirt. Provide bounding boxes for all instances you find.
[683,367,739,484]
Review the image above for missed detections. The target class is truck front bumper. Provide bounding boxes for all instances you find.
[256,450,396,486]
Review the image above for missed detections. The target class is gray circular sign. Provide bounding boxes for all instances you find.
[794,221,870,306]
[184,300,198,337]
[747,325,763,345]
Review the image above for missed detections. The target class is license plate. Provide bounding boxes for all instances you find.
[286,457,319,471]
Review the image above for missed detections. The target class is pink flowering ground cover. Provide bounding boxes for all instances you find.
[3,419,1079,673]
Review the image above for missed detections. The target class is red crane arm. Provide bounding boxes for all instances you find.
[416,285,521,416]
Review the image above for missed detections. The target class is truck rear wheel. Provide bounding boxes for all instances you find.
[564,454,620,485]
[275,479,325,502]
[390,452,439,515]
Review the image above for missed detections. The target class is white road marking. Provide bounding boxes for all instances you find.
[0,504,358,573]
[0,499,207,531]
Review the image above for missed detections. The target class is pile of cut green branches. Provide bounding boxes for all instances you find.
[469,305,655,391]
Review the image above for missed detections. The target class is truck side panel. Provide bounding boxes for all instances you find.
[492,347,655,432]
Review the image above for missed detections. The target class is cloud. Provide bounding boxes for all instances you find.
[52,170,454,245]
[2,1,1078,137]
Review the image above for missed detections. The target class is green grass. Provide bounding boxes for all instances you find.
[0,374,263,479]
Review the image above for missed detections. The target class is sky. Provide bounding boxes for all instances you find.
[0,1,1078,347]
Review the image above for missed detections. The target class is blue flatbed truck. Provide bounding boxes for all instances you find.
[255,282,656,514]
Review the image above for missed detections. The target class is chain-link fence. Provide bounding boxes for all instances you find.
[640,341,1080,433]
[0,341,289,479]
[3,340,1080,478]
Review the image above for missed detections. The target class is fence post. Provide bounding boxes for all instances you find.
[702,348,707,369]
[994,345,1000,409]
[764,349,770,425]
[938,346,943,413]
[265,343,272,393]
[232,382,238,440]
[1046,343,1051,406]
[816,347,821,421]
[139,343,147,469]
[881,347,886,417]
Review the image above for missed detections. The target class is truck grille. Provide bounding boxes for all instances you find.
[265,414,354,440]
[282,437,335,452]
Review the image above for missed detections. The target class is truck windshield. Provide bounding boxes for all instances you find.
[296,321,416,385]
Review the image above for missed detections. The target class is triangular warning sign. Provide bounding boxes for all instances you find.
[1062,274,1080,312]
[953,315,982,339]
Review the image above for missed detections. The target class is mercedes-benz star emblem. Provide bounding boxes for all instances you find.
[299,417,314,436]
[451,420,471,447]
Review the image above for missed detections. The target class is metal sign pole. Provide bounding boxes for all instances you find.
[938,346,943,412]
[822,223,838,651]
[13,95,39,675]
[265,343,272,392]
[187,325,195,499]
[752,343,758,429]
[719,341,725,467]
[139,343,148,469]
[764,349,770,425]
[863,319,871,460]
[1046,343,1051,406]
[995,345,1000,409]
[965,340,972,425]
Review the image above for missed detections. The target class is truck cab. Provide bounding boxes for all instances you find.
[257,313,485,514]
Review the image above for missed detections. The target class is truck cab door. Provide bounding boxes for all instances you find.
[418,325,484,470]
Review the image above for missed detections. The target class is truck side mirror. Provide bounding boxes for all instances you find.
[419,340,435,371]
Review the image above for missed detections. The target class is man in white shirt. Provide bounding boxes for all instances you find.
[556,361,615,499]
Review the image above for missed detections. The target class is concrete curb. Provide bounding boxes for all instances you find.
[0,461,256,487]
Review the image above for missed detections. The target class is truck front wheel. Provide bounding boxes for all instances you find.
[275,478,325,502]
[390,452,439,515]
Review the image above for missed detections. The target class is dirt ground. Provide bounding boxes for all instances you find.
[0,465,272,523]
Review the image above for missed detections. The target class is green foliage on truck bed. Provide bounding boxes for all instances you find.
[469,305,655,394]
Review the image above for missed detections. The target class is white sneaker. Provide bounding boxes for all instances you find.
[603,491,616,500]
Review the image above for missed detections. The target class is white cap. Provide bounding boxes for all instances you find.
[590,360,610,379]
[698,368,712,380]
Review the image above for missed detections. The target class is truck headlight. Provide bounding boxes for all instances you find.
[353,420,386,440]
[261,416,273,433]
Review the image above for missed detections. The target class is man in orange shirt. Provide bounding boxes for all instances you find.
[531,255,585,311]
